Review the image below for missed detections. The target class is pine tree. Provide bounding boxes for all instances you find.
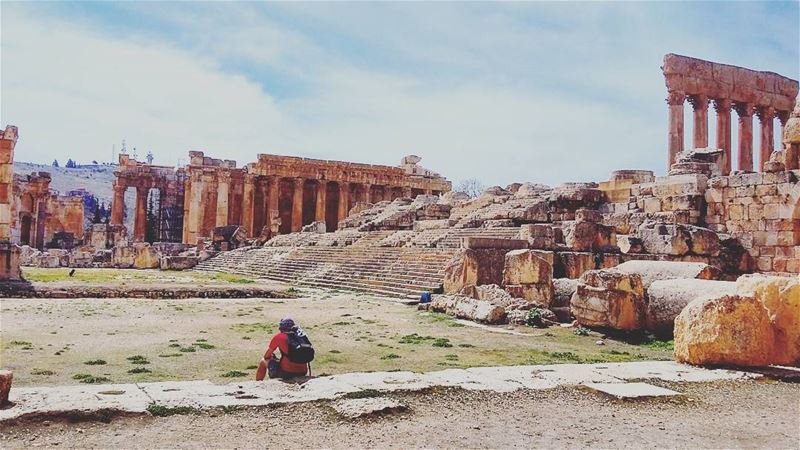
[52,159,59,167]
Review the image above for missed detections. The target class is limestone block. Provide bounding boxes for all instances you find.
[562,221,615,252]
[160,256,199,271]
[617,235,643,254]
[502,250,551,285]
[674,294,776,367]
[519,224,555,250]
[570,269,646,331]
[504,284,554,306]
[443,249,479,294]
[507,201,548,222]
[686,226,721,256]
[735,275,800,365]
[638,222,690,256]
[429,294,506,324]
[645,279,736,338]
[614,260,722,289]
[112,245,136,268]
[132,243,161,269]
[0,370,12,406]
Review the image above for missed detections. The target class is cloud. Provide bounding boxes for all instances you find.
[1,2,797,187]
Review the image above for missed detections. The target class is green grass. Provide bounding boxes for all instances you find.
[432,338,453,348]
[84,359,107,365]
[399,333,435,345]
[126,355,150,365]
[21,268,256,285]
[178,346,196,353]
[343,389,382,399]
[31,368,55,376]
[147,403,199,417]
[128,367,152,374]
[380,353,401,360]
[639,338,674,351]
[221,370,248,378]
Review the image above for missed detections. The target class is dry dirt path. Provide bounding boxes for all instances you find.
[1,380,797,449]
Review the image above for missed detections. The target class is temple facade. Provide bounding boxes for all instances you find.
[662,54,798,174]
[112,152,451,245]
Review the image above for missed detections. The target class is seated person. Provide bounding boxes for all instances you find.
[255,317,311,380]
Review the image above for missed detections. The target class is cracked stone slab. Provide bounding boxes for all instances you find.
[583,382,682,399]
[0,361,763,423]
[332,397,407,419]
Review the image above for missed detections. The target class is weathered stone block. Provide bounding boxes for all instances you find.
[674,294,776,367]
[429,294,506,324]
[570,269,646,331]
[638,222,690,256]
[0,370,12,406]
[645,279,736,338]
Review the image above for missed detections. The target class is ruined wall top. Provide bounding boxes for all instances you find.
[1,125,19,143]
[188,151,237,169]
[662,53,798,111]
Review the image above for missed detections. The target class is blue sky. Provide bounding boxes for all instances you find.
[1,1,798,187]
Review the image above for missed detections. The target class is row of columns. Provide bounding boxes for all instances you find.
[667,91,791,173]
[245,176,431,236]
[110,184,161,242]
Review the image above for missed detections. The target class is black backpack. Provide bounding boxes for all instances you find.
[285,331,315,364]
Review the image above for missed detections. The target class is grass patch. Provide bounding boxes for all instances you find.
[380,353,401,360]
[640,338,674,351]
[399,333,434,345]
[158,353,183,358]
[432,338,453,348]
[31,368,55,376]
[126,355,150,365]
[194,343,216,350]
[84,359,107,365]
[221,370,247,378]
[245,365,258,370]
[9,340,33,346]
[178,346,196,353]
[128,367,152,374]
[343,389,381,399]
[147,403,199,417]
[574,326,590,336]
[79,375,112,384]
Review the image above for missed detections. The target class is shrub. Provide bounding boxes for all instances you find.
[31,368,54,376]
[221,370,247,378]
[574,326,590,336]
[127,355,150,365]
[380,353,401,360]
[525,309,545,327]
[432,338,453,348]
[128,367,152,374]
[84,359,107,365]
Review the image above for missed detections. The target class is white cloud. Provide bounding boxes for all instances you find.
[1,2,796,187]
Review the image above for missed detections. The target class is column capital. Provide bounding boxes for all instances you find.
[712,98,732,113]
[665,90,685,105]
[687,94,709,110]
[755,106,776,121]
[733,102,755,117]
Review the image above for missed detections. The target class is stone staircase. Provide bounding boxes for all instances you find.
[436,227,522,248]
[195,244,457,300]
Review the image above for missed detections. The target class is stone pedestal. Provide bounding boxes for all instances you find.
[0,241,20,280]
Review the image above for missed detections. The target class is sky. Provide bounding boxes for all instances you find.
[1,2,798,188]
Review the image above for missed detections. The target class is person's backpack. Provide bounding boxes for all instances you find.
[285,331,315,364]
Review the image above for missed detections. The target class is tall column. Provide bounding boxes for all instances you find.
[315,180,327,223]
[666,90,685,168]
[267,177,279,233]
[215,172,230,227]
[110,183,126,226]
[756,106,775,172]
[291,178,304,232]
[363,183,372,204]
[134,186,148,241]
[734,102,754,172]
[241,175,255,237]
[337,182,350,223]
[713,99,732,175]
[689,94,709,149]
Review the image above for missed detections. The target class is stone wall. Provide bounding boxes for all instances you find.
[705,170,800,273]
[0,125,21,280]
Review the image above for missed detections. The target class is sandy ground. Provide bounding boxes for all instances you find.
[1,292,673,387]
[1,380,797,448]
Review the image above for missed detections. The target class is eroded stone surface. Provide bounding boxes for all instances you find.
[332,398,407,419]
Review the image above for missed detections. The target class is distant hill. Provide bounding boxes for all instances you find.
[14,161,135,229]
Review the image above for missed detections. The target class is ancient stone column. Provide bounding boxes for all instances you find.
[337,182,350,223]
[363,183,372,204]
[689,94,709,149]
[666,90,685,168]
[734,102,755,172]
[110,183,126,226]
[756,106,775,172]
[315,180,327,223]
[291,178,304,232]
[267,177,279,233]
[778,110,790,144]
[134,186,148,241]
[240,175,255,237]
[713,99,732,175]
[215,171,230,227]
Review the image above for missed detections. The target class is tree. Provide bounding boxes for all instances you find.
[52,159,59,167]
[455,178,485,198]
[65,158,77,168]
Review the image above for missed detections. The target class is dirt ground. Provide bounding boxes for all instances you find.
[1,290,673,387]
[1,380,798,448]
